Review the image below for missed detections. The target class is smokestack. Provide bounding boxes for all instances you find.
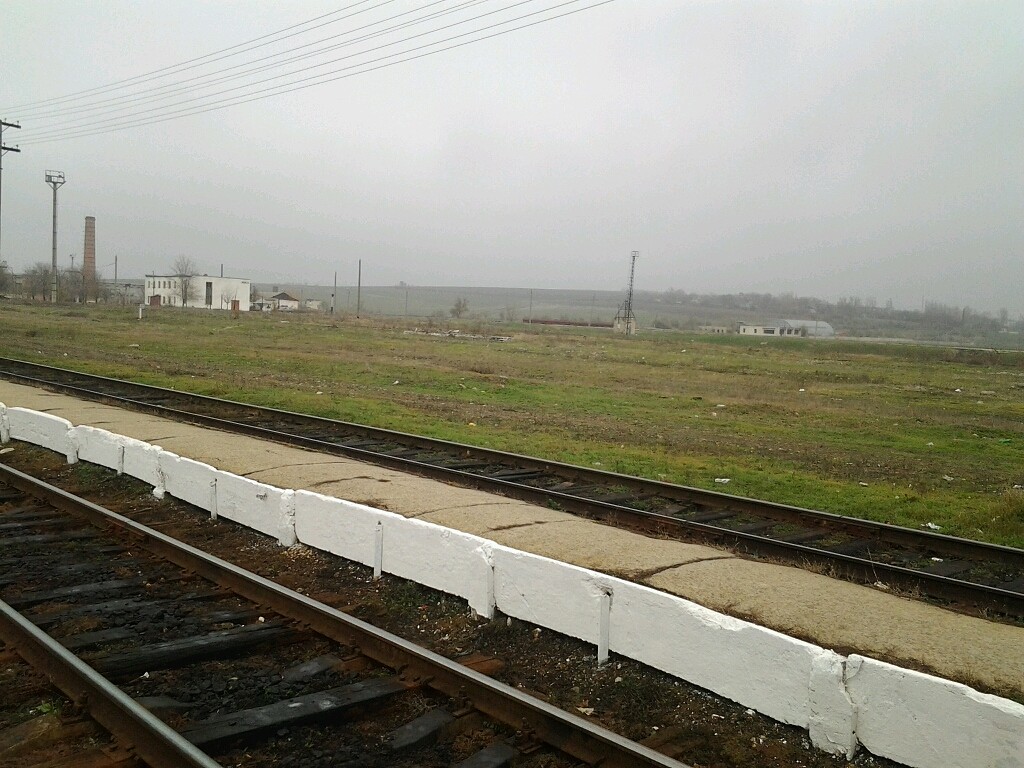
[83,216,96,283]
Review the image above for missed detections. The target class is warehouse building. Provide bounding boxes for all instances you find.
[739,319,835,338]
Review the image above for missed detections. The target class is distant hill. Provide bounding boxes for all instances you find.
[251,283,1024,349]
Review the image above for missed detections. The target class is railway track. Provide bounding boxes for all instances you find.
[0,465,683,768]
[1,357,1022,618]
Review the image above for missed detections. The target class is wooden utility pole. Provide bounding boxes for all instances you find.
[0,119,22,265]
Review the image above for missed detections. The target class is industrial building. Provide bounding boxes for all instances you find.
[144,274,251,311]
[739,319,835,338]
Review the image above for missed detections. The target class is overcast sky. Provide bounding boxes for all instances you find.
[2,1,1021,314]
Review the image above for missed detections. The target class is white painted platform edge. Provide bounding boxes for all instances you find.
[6,409,1023,768]
[845,655,1024,768]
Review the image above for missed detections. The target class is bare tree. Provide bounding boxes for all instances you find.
[59,267,85,303]
[450,297,469,318]
[23,263,51,300]
[0,260,13,294]
[171,256,199,307]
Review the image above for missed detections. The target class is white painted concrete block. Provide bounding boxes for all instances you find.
[7,407,75,462]
[607,578,822,729]
[0,403,9,443]
[121,437,163,490]
[808,651,856,757]
[158,452,218,513]
[492,546,610,644]
[279,489,297,547]
[846,655,1024,768]
[70,425,123,473]
[215,471,287,543]
[380,516,494,617]
[293,490,395,567]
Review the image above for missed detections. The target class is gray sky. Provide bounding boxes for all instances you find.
[2,1,1022,314]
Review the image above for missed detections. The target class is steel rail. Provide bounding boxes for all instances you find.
[0,463,687,768]
[0,597,221,768]
[1,358,1022,616]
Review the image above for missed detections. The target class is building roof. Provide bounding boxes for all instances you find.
[271,292,299,301]
[146,273,249,281]
[777,319,835,334]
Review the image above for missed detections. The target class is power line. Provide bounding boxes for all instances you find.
[15,0,536,139]
[17,0,614,146]
[13,0,489,125]
[1,0,385,112]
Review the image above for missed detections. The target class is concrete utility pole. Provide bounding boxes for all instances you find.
[331,270,336,314]
[0,119,22,265]
[356,259,362,318]
[45,171,66,303]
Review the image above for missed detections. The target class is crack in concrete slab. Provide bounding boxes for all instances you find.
[305,475,390,490]
[407,501,535,519]
[634,555,735,580]
[240,460,354,478]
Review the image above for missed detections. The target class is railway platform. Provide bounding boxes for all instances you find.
[1,379,1021,701]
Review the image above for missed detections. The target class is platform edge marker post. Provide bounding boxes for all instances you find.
[116,443,125,476]
[210,478,218,521]
[0,403,8,443]
[373,520,384,580]
[597,590,611,666]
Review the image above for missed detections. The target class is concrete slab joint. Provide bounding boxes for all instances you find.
[120,438,164,495]
[379,515,494,617]
[278,489,296,546]
[158,452,217,512]
[808,652,857,758]
[69,426,122,473]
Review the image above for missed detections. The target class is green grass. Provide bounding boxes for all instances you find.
[1,302,1022,547]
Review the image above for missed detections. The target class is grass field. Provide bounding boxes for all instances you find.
[1,302,1022,547]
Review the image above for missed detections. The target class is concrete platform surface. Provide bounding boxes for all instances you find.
[1,380,1021,698]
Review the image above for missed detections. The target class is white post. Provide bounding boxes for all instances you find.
[597,590,611,665]
[373,521,383,579]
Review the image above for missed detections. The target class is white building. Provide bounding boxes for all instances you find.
[738,319,835,338]
[270,291,300,311]
[145,274,251,311]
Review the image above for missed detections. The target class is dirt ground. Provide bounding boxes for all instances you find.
[0,444,904,768]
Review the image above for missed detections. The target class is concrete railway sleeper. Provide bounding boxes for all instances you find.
[0,469,684,768]
[0,357,1022,618]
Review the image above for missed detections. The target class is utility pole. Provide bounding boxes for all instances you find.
[356,259,361,318]
[0,119,22,265]
[331,270,336,314]
[45,171,66,303]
